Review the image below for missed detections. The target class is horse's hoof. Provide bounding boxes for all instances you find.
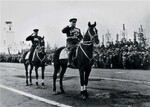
[53,91,58,95]
[26,81,28,86]
[60,89,65,94]
[84,90,89,98]
[60,90,65,94]
[36,82,39,86]
[29,83,33,86]
[42,83,45,86]
[80,94,86,100]
[80,91,84,96]
[80,91,86,99]
[80,91,88,99]
[42,86,46,89]
[36,84,40,89]
[35,83,40,89]
[41,84,46,89]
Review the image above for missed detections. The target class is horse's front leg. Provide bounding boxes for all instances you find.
[29,65,33,85]
[79,68,85,96]
[53,64,60,94]
[41,66,45,86]
[25,64,28,86]
[35,66,39,86]
[84,66,92,98]
[59,60,67,93]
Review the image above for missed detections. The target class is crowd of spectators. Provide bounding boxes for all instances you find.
[0,53,22,63]
[94,39,150,70]
[0,52,53,65]
[0,39,150,70]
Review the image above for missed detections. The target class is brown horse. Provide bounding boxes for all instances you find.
[53,22,99,99]
[22,37,46,86]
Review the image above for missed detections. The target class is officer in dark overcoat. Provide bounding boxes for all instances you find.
[26,29,41,63]
[62,18,83,67]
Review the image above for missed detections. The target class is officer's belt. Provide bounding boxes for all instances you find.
[67,37,77,39]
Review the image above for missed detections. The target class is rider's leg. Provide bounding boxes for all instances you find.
[68,47,76,67]
[66,40,72,66]
[66,38,77,68]
[29,46,36,62]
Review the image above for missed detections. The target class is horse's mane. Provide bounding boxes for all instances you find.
[83,30,91,42]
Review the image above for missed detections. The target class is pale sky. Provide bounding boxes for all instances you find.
[0,0,150,52]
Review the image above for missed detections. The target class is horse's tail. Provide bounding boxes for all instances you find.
[53,46,65,63]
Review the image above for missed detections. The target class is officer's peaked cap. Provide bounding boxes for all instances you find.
[33,29,39,32]
[69,18,77,22]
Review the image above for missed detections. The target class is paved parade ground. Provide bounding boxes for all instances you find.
[0,63,150,107]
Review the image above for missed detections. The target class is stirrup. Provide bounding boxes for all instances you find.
[67,63,76,68]
[25,60,30,64]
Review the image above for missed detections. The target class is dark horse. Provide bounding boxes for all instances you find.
[53,22,99,98]
[22,37,46,86]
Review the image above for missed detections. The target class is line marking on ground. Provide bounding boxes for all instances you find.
[90,76,150,84]
[53,74,150,85]
[115,71,124,74]
[66,74,150,84]
[0,84,72,107]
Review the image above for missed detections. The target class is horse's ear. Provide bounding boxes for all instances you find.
[88,22,91,27]
[94,22,96,27]
[42,36,44,39]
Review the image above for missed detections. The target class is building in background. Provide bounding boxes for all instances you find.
[3,21,15,54]
[2,21,29,54]
[120,24,127,42]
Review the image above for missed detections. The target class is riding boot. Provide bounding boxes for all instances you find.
[29,45,36,62]
[68,48,76,68]
[68,50,73,67]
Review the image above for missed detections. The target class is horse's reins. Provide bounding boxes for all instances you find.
[79,44,94,61]
[87,28,98,42]
[38,46,45,53]
[36,50,46,63]
[79,28,99,61]
[32,44,46,63]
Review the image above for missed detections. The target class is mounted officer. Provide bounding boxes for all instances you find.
[25,29,41,64]
[62,18,83,67]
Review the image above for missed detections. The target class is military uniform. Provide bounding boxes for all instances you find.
[62,25,83,48]
[62,18,83,67]
[26,29,41,62]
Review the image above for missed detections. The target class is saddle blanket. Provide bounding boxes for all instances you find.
[59,48,69,60]
[25,51,30,60]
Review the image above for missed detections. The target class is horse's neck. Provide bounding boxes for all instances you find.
[80,42,94,58]
[83,31,91,42]
[35,48,45,58]
[82,31,94,52]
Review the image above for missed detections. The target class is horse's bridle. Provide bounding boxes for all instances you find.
[78,27,99,61]
[37,39,45,54]
[38,46,45,53]
[87,28,98,43]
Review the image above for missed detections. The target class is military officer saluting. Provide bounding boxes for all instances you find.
[62,18,83,67]
[62,18,83,48]
[26,29,41,63]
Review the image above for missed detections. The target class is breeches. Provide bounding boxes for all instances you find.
[29,46,36,61]
[66,38,79,49]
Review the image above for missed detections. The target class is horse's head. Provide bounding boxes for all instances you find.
[83,22,99,44]
[37,36,45,54]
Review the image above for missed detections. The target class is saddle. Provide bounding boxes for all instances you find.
[59,47,78,68]
[25,49,36,63]
[59,48,70,59]
[25,51,30,60]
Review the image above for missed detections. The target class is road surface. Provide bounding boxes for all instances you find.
[0,63,150,107]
